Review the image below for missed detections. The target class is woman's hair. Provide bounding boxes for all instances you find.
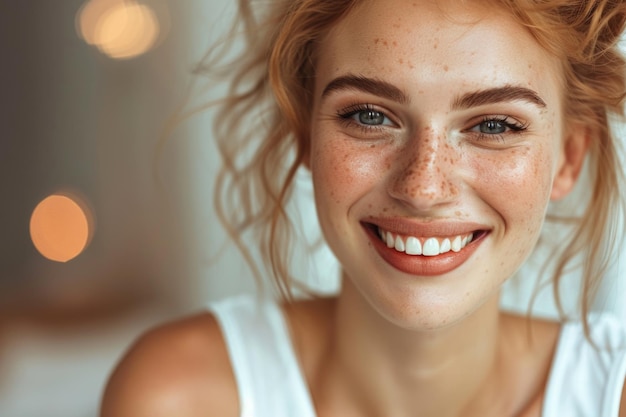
[204,0,359,298]
[501,0,626,333]
[199,0,626,320]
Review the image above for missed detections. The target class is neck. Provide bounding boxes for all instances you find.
[322,278,504,417]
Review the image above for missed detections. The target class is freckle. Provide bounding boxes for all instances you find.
[374,38,380,44]
[370,144,376,148]
[433,43,438,49]
[398,58,404,64]
[455,211,461,216]
[383,207,388,212]
[443,65,449,72]
[383,40,388,46]
[393,41,398,46]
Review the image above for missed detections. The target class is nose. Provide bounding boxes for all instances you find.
[388,127,460,210]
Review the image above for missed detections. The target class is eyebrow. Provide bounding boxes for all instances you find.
[452,85,547,110]
[321,75,547,110]
[321,74,410,104]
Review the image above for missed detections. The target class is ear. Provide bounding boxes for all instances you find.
[550,124,591,200]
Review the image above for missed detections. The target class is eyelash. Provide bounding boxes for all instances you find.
[469,115,529,143]
[336,104,394,133]
[336,104,529,142]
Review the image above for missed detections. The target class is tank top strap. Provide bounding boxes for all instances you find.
[542,314,626,417]
[208,295,317,417]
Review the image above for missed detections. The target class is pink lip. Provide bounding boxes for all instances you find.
[361,219,489,276]
[365,217,487,237]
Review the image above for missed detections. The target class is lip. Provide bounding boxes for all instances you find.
[361,219,489,276]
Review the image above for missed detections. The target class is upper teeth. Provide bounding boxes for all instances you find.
[379,227,474,256]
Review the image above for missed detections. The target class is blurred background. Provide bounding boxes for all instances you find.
[0,1,265,415]
[0,1,624,416]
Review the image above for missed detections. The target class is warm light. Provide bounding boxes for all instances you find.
[30,194,94,263]
[76,0,121,45]
[77,0,160,60]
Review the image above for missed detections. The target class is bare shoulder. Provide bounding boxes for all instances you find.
[100,312,238,417]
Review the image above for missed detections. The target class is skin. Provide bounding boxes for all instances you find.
[304,1,584,415]
[100,1,625,417]
[310,0,567,332]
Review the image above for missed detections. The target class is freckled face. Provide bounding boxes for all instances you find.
[309,0,566,329]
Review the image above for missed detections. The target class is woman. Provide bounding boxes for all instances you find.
[101,0,626,416]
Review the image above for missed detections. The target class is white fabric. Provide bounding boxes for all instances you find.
[542,314,626,416]
[208,295,316,417]
[209,295,626,416]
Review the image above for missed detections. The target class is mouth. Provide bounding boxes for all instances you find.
[376,226,486,256]
[361,222,489,276]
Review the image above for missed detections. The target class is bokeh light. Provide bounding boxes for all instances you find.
[76,0,117,45]
[76,0,160,60]
[30,193,94,263]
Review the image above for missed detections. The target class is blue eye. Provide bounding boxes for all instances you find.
[469,116,527,138]
[479,119,507,134]
[356,110,386,125]
[338,104,394,129]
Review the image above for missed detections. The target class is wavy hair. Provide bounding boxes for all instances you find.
[198,0,626,320]
[500,0,626,333]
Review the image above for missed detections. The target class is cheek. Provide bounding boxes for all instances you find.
[310,135,389,208]
[471,145,554,235]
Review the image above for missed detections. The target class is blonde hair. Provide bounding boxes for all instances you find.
[199,0,626,317]
[500,0,626,331]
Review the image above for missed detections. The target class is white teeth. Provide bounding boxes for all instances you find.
[386,232,395,248]
[451,236,462,252]
[377,227,476,257]
[394,236,405,252]
[405,236,422,255]
[422,238,440,256]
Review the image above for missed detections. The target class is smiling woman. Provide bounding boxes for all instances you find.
[308,0,574,330]
[101,1,626,416]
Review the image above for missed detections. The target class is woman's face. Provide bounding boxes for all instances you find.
[309,0,575,329]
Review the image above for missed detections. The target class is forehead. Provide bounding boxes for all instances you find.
[314,0,563,107]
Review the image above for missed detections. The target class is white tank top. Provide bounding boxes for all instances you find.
[208,295,626,417]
